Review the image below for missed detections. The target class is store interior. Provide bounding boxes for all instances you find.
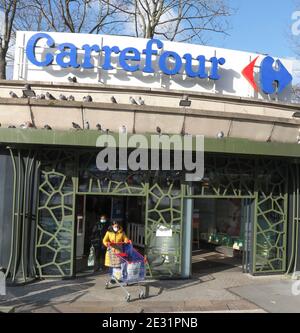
[192,198,247,274]
[74,195,250,275]
[75,195,145,273]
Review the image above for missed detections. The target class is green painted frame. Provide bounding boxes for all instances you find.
[5,148,39,284]
[34,148,289,278]
[286,163,300,277]
[35,150,77,278]
[145,182,184,278]
[36,150,185,279]
[1,129,300,157]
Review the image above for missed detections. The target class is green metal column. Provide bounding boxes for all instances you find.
[182,194,193,278]
[286,163,300,277]
[5,148,39,284]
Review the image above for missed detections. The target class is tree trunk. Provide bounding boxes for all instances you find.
[0,50,7,80]
[145,25,155,39]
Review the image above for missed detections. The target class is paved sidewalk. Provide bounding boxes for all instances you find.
[230,278,300,313]
[0,266,277,313]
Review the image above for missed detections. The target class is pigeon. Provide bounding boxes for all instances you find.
[83,95,93,103]
[72,122,81,130]
[59,94,67,101]
[9,91,18,98]
[46,92,56,100]
[84,121,90,130]
[36,94,46,100]
[138,97,145,105]
[96,124,102,131]
[156,126,162,135]
[129,96,138,105]
[20,121,34,129]
[68,95,75,101]
[27,121,34,128]
[217,131,225,139]
[22,84,36,98]
[44,124,52,130]
[111,96,117,104]
[8,125,16,128]
[68,76,77,83]
[119,125,127,134]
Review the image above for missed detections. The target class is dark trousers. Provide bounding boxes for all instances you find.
[94,246,105,272]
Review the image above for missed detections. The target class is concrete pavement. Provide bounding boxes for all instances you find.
[0,266,276,313]
[230,278,300,313]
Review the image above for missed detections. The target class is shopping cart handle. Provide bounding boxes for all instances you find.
[110,242,131,245]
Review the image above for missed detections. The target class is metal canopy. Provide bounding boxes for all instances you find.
[0,129,300,158]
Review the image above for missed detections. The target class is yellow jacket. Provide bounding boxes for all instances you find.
[103,227,129,267]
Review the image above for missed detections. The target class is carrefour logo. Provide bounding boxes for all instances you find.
[25,33,226,81]
[242,56,293,95]
[24,32,293,96]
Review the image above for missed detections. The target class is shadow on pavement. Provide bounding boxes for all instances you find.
[0,278,95,312]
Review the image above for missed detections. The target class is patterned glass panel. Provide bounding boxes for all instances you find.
[254,160,287,273]
[145,171,183,278]
[36,151,75,277]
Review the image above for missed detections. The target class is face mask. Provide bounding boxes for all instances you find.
[113,226,119,232]
[100,219,106,224]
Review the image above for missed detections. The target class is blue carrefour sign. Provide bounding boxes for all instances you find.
[25,32,226,80]
[242,56,293,95]
[260,56,293,95]
[25,32,293,95]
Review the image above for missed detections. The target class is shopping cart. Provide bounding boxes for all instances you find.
[105,242,146,302]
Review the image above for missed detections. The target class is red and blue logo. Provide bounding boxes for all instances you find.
[242,56,293,95]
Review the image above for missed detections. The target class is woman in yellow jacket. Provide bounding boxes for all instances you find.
[102,221,130,267]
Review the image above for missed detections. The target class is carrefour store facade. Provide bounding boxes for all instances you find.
[0,31,300,284]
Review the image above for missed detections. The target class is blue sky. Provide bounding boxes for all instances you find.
[210,0,297,58]
[1,1,296,60]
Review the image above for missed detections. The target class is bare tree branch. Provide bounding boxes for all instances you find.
[0,0,234,79]
[102,0,233,42]
[0,0,19,79]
